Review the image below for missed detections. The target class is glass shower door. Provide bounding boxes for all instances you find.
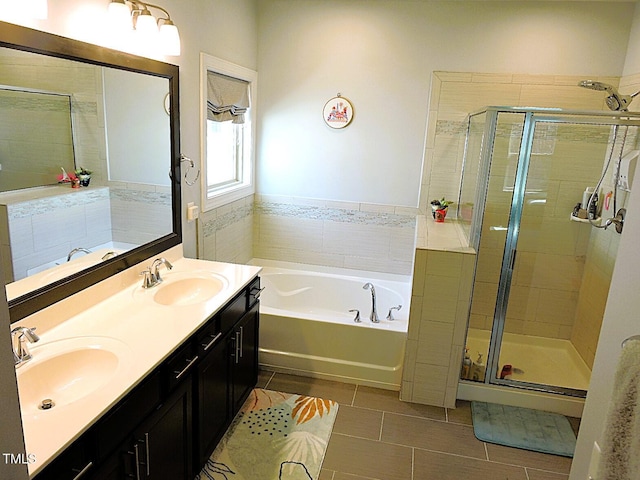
[488,115,636,394]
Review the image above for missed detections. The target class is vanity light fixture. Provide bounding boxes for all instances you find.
[107,0,181,56]
[1,0,48,19]
[30,0,48,19]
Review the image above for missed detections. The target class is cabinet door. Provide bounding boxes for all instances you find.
[139,378,193,480]
[32,433,94,480]
[230,303,259,415]
[196,334,230,467]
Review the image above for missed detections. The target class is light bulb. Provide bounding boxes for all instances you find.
[159,22,181,56]
[108,0,132,31]
[29,0,48,19]
[135,9,158,36]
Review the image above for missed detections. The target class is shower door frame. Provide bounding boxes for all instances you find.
[471,106,640,397]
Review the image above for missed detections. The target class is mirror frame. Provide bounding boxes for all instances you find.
[0,21,182,323]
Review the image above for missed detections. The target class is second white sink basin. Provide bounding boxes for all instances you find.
[17,337,130,417]
[133,271,228,307]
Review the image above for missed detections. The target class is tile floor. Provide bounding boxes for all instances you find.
[257,369,578,480]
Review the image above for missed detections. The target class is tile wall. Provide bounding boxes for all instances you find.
[569,73,640,368]
[400,217,475,408]
[109,183,172,246]
[421,72,639,370]
[253,194,418,275]
[1,187,112,281]
[200,194,254,264]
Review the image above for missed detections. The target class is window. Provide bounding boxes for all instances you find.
[200,53,257,211]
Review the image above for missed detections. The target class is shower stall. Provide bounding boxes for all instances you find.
[457,107,640,409]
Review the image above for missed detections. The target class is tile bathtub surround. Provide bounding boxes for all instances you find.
[401,217,476,408]
[200,194,254,264]
[258,370,575,480]
[3,187,113,281]
[253,195,419,275]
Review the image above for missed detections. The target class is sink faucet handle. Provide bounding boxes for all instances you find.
[11,326,40,366]
[386,305,402,321]
[140,268,157,289]
[348,309,361,323]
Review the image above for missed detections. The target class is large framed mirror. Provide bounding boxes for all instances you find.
[0,21,182,322]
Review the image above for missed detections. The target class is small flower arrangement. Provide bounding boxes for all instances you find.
[75,167,92,187]
[74,167,92,177]
[430,197,453,222]
[431,197,452,210]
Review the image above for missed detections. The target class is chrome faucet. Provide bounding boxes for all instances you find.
[362,283,379,323]
[151,257,173,282]
[67,247,91,261]
[11,326,40,367]
[387,305,402,321]
[141,257,174,288]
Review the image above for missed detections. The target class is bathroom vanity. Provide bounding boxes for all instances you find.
[15,252,261,479]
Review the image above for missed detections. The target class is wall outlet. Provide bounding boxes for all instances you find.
[587,441,601,480]
[186,202,199,222]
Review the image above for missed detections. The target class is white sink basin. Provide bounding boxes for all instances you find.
[17,337,130,416]
[133,271,228,306]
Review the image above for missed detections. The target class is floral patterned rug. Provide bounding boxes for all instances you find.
[196,388,339,480]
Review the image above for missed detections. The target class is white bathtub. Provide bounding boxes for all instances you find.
[253,259,411,390]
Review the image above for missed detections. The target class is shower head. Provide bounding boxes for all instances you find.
[578,80,640,111]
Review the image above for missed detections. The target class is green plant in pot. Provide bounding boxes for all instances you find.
[75,167,92,187]
[430,197,452,222]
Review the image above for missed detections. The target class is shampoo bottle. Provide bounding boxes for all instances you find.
[472,353,486,382]
[461,348,472,379]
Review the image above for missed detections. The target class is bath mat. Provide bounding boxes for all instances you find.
[471,401,576,457]
[196,388,338,480]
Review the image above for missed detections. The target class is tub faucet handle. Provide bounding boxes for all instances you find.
[348,309,361,323]
[387,305,402,321]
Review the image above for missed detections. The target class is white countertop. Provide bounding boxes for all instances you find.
[15,251,261,477]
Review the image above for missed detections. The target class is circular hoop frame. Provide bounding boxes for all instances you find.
[323,95,353,129]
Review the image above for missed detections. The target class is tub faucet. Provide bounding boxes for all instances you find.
[11,326,40,367]
[67,247,91,261]
[362,283,379,323]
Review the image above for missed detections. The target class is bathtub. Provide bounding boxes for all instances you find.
[253,259,411,390]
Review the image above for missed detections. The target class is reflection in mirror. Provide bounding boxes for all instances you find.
[0,85,75,191]
[0,21,181,321]
[0,47,172,293]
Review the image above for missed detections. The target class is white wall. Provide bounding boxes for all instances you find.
[256,0,634,208]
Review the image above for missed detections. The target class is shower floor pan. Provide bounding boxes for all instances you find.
[465,328,591,392]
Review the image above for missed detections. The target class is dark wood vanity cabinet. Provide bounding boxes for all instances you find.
[195,277,260,468]
[33,276,260,480]
[92,377,192,480]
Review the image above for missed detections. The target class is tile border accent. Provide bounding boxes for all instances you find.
[256,201,416,228]
[7,187,110,218]
[203,203,254,237]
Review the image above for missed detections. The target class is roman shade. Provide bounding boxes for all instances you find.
[207,71,250,124]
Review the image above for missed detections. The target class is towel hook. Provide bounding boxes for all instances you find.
[180,154,200,186]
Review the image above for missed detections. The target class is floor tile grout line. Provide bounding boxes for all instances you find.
[351,384,358,406]
[411,444,556,474]
[330,433,567,476]
[484,441,489,461]
[411,447,415,480]
[379,411,385,442]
